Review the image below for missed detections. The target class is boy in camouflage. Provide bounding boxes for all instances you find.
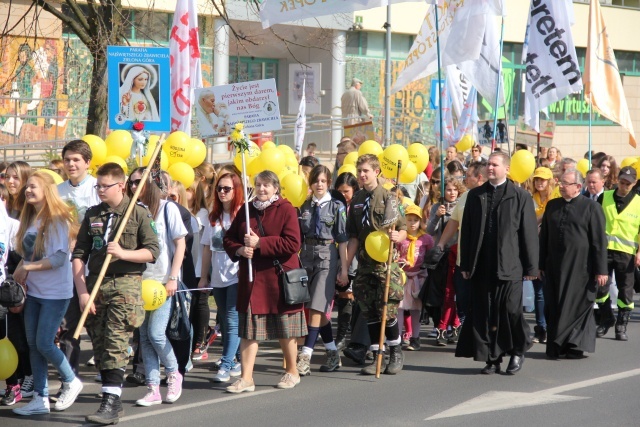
[72,163,160,425]
[345,154,406,375]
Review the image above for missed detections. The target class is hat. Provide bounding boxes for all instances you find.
[532,167,553,180]
[619,166,637,182]
[405,204,422,219]
[352,78,363,86]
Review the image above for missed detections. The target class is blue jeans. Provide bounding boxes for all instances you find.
[532,278,546,329]
[24,296,75,396]
[140,297,178,386]
[212,284,240,371]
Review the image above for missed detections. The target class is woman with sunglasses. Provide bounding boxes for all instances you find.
[466,145,484,166]
[127,168,187,406]
[198,172,244,381]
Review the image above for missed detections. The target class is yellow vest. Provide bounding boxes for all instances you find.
[602,190,640,255]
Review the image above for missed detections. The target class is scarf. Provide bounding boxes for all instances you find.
[253,194,279,211]
[405,230,425,267]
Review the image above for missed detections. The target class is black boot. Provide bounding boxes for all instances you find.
[615,310,631,341]
[596,301,616,338]
[343,343,367,365]
[335,299,353,351]
[86,392,123,425]
[384,345,404,375]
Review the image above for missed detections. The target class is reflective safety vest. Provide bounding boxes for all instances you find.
[602,190,640,255]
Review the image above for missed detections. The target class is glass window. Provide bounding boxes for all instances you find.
[346,32,362,56]
[230,58,279,83]
[133,10,171,42]
[366,32,385,57]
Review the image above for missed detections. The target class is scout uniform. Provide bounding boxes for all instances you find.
[72,194,160,373]
[299,195,348,313]
[346,185,406,319]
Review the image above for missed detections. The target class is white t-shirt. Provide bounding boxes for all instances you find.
[143,200,188,284]
[192,208,209,278]
[0,203,17,283]
[58,176,101,222]
[23,221,73,299]
[201,212,238,288]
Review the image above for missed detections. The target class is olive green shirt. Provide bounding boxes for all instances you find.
[72,194,160,275]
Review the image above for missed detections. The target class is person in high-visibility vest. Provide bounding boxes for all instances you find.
[596,166,640,341]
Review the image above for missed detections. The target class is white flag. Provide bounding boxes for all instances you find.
[453,87,479,143]
[169,0,203,134]
[259,0,423,29]
[446,65,471,120]
[391,1,505,94]
[523,0,582,132]
[434,82,455,146]
[294,79,307,156]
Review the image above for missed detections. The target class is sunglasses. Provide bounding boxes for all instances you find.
[430,179,441,185]
[128,179,142,187]
[217,186,233,194]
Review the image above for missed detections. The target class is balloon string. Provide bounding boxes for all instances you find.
[175,287,214,293]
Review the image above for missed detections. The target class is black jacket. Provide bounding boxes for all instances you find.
[459,180,539,280]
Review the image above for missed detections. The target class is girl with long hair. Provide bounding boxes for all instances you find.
[198,172,244,381]
[598,155,619,190]
[11,171,82,415]
[195,162,217,210]
[5,161,32,219]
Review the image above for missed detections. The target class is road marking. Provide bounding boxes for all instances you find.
[426,367,640,421]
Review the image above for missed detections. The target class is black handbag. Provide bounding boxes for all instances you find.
[256,213,310,305]
[0,274,26,308]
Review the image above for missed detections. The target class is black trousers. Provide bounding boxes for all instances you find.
[596,250,636,310]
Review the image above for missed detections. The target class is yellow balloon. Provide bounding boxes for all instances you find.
[104,155,128,175]
[247,157,265,176]
[234,144,261,174]
[407,143,429,173]
[455,134,475,152]
[620,156,638,168]
[399,160,418,184]
[168,162,195,188]
[0,338,18,380]
[40,168,64,185]
[285,154,299,170]
[163,131,191,166]
[358,140,383,157]
[185,139,207,168]
[382,182,394,190]
[141,137,169,170]
[141,280,167,311]
[338,164,357,177]
[365,230,390,263]
[281,173,308,208]
[343,151,359,167]
[262,141,276,150]
[82,134,107,166]
[509,150,536,184]
[380,144,409,179]
[277,144,295,156]
[576,158,590,178]
[277,168,293,182]
[105,130,133,159]
[259,148,286,173]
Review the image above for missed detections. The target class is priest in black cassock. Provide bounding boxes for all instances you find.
[539,169,608,359]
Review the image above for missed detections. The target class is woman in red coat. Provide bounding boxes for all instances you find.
[223,170,306,393]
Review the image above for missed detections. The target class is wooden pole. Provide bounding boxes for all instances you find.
[73,133,166,340]
[375,160,402,378]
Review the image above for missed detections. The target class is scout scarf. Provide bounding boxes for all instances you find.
[405,230,425,267]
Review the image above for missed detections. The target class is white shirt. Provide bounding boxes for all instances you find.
[201,212,239,288]
[143,200,188,283]
[58,176,100,222]
[192,208,209,278]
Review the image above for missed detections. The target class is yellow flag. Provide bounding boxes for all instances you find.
[584,0,637,148]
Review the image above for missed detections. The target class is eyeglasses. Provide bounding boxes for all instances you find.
[169,194,178,201]
[217,186,233,194]
[94,182,120,191]
[558,181,578,187]
[128,179,141,187]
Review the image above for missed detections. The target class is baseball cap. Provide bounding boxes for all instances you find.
[532,167,553,180]
[352,78,363,86]
[405,204,422,219]
[619,166,637,182]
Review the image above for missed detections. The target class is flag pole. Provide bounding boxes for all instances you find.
[491,16,505,154]
[588,102,593,166]
[435,3,445,197]
[383,3,392,147]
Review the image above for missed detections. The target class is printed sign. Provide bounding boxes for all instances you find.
[514,116,555,148]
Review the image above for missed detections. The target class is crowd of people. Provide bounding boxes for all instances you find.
[0,136,638,425]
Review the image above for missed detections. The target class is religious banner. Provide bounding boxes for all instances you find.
[169,0,203,134]
[523,0,582,132]
[107,46,171,131]
[193,78,281,138]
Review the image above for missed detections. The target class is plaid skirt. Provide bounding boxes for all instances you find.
[238,307,307,341]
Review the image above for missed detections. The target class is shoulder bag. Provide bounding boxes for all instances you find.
[255,213,310,305]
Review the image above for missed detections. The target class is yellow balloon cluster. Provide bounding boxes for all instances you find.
[343,151,359,167]
[142,279,167,311]
[106,130,133,159]
[365,231,390,263]
[509,150,536,183]
[399,161,418,184]
[82,134,107,166]
[358,140,383,157]
[338,164,357,177]
[379,144,409,179]
[281,173,308,208]
[168,162,195,188]
[0,338,18,380]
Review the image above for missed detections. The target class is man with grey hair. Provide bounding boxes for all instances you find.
[456,152,539,375]
[341,78,373,125]
[539,169,608,359]
[560,158,577,173]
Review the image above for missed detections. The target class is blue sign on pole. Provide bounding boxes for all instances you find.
[429,79,445,110]
[107,46,171,131]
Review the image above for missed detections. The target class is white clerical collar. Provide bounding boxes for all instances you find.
[489,178,507,189]
[312,193,332,206]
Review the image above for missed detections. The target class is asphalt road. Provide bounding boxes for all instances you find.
[2,310,639,427]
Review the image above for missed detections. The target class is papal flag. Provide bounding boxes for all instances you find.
[585,0,636,148]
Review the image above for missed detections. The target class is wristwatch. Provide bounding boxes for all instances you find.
[168,276,178,281]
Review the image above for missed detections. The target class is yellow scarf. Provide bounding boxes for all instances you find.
[406,230,425,267]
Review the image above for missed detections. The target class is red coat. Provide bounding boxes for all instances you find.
[224,198,303,315]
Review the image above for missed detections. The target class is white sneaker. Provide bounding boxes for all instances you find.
[13,392,50,415]
[54,377,83,411]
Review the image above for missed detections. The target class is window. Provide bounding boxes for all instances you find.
[346,31,413,60]
[230,57,278,83]
[132,10,171,42]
